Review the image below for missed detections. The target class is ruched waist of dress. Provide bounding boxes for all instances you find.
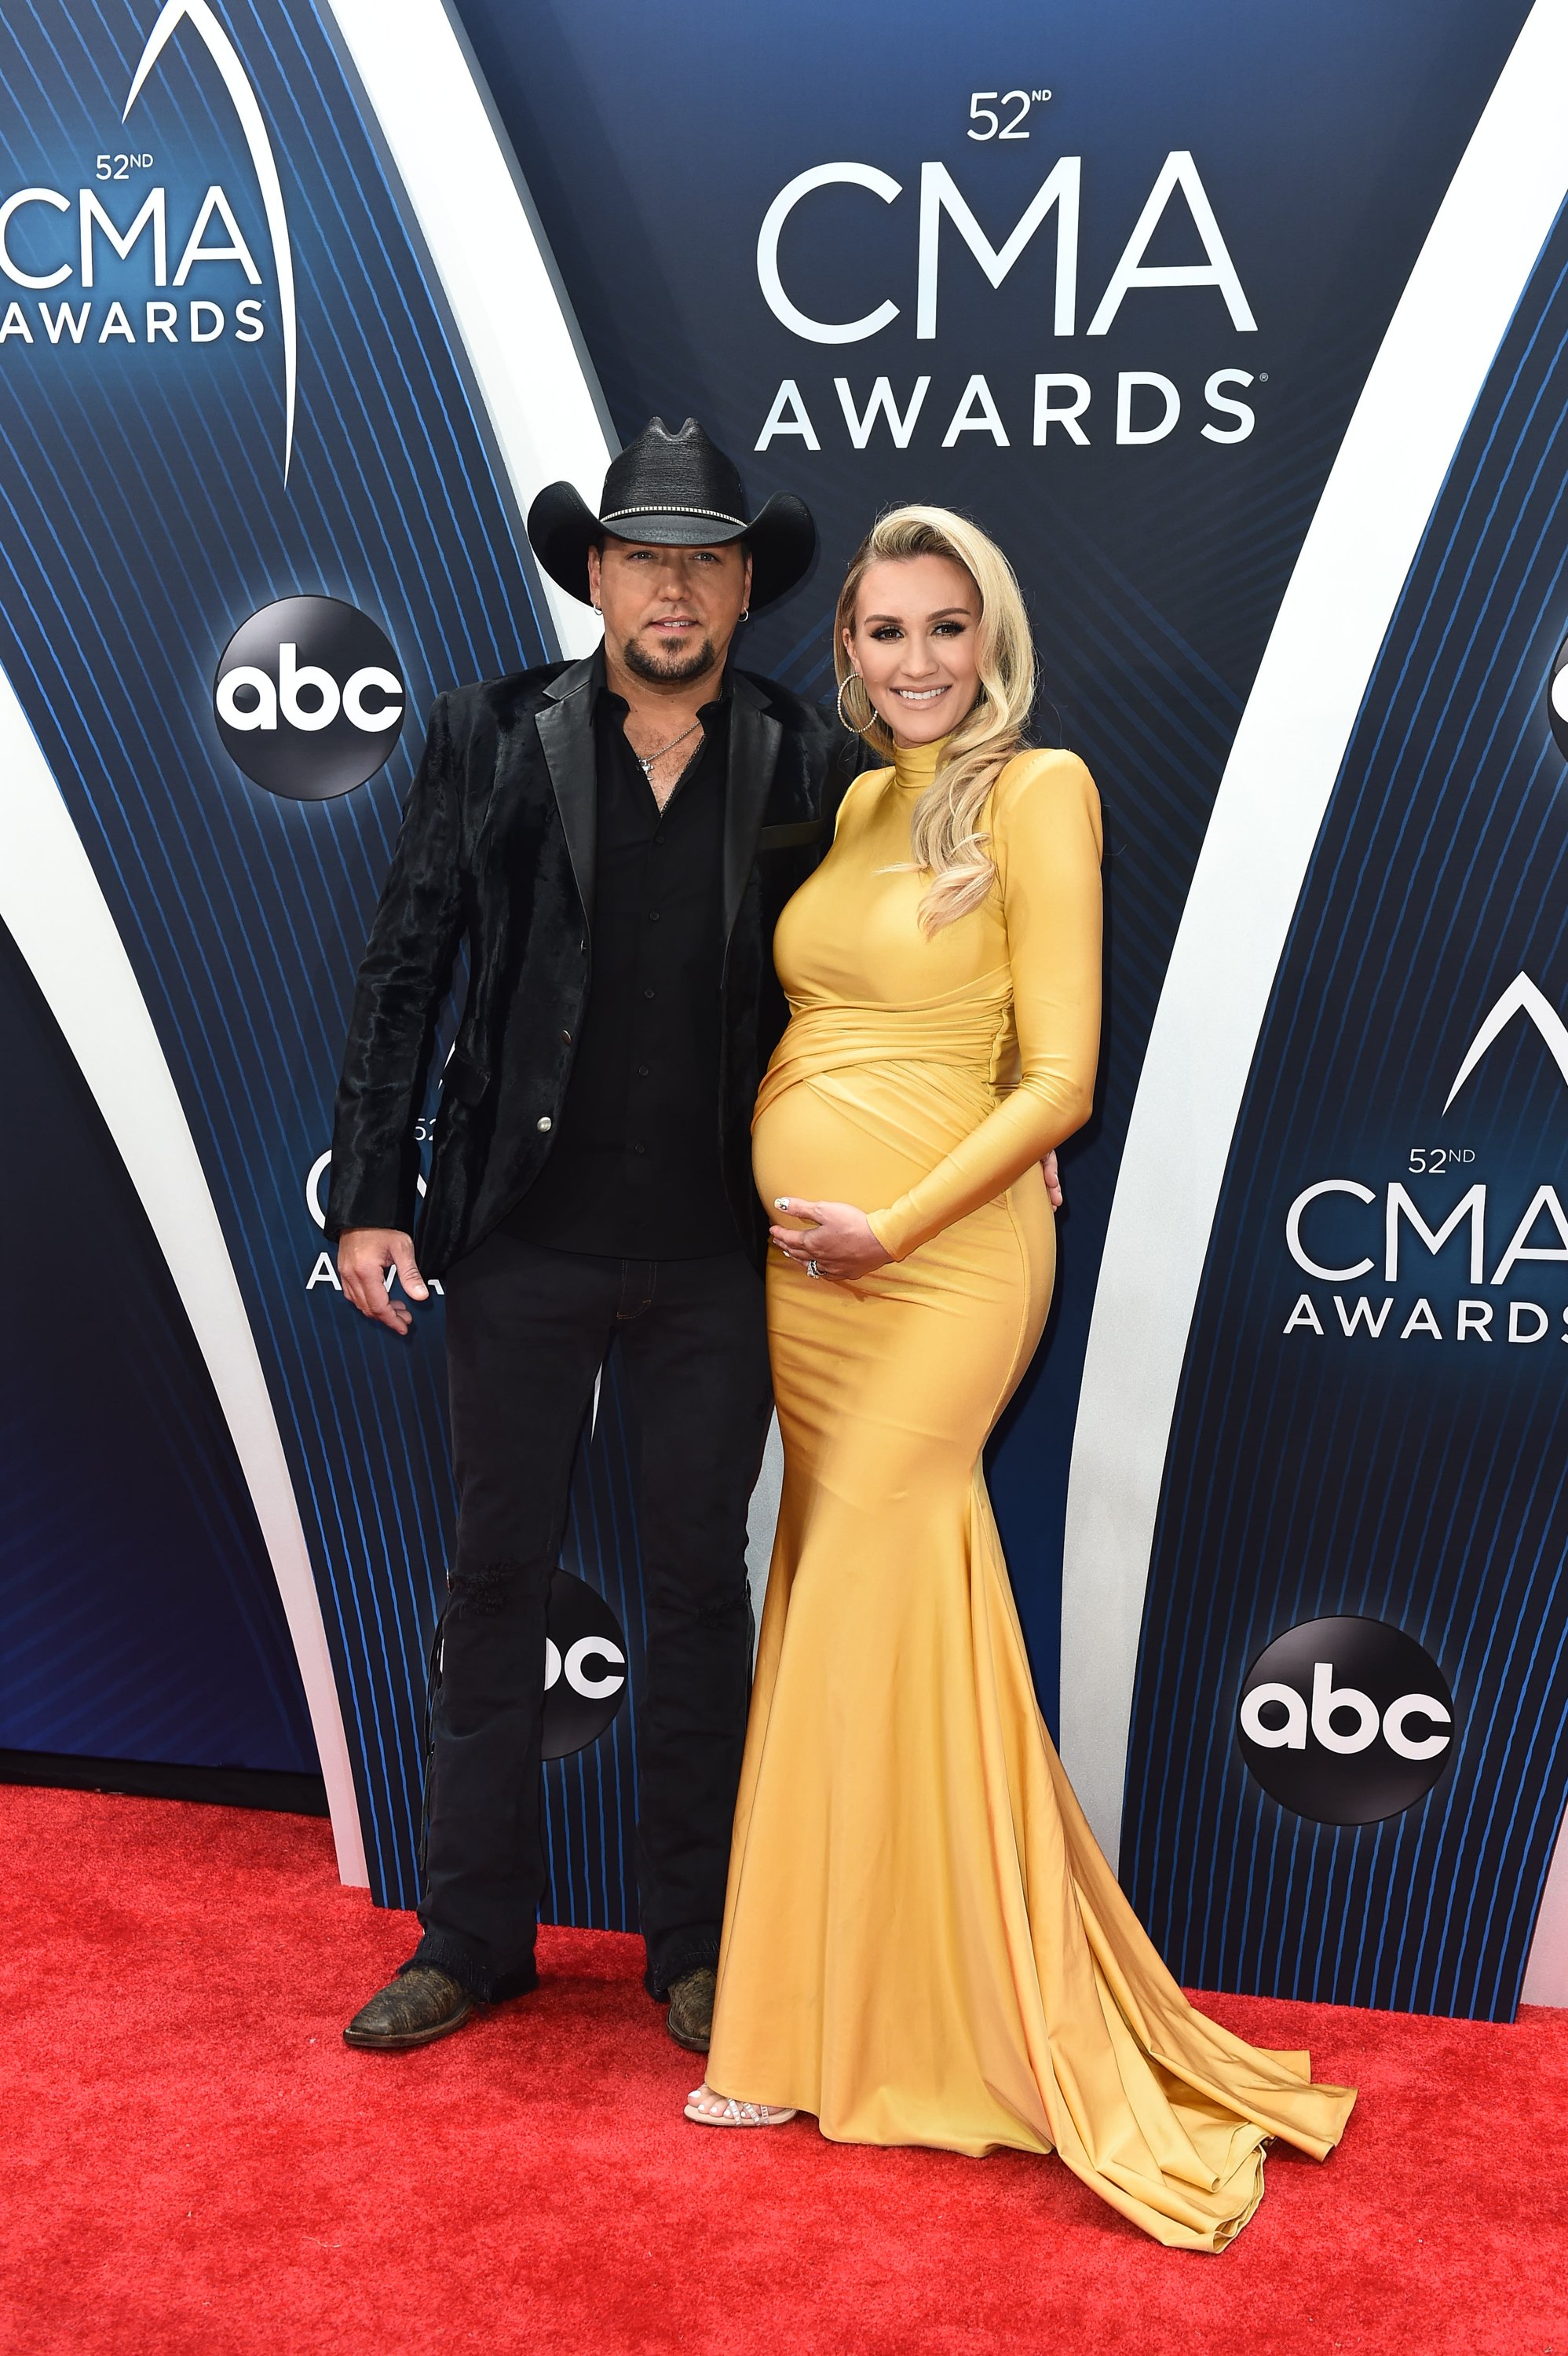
[752,990,1010,1131]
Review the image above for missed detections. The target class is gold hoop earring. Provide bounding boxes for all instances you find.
[836,671,877,736]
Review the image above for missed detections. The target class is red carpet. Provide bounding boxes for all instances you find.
[2,1787,1565,2355]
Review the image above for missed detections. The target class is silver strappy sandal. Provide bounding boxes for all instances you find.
[684,2083,798,2127]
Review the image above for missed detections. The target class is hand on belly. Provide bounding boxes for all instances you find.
[769,1197,891,1282]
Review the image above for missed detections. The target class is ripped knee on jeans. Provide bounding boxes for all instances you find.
[445,1558,528,1616]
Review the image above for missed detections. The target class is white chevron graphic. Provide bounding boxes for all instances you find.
[125,0,299,481]
[1444,972,1568,1109]
[323,0,615,657]
[0,664,365,1885]
[1060,0,1568,1893]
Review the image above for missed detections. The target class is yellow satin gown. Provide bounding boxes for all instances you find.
[707,737,1355,2252]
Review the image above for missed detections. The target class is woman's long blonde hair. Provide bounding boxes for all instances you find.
[835,505,1036,932]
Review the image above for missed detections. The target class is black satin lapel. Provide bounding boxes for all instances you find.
[536,690,597,922]
[722,691,782,946]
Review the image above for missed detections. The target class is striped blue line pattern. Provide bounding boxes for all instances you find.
[0,1,641,1920]
[1121,196,1568,2021]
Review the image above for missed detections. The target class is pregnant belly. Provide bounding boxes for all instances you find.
[751,1062,991,1220]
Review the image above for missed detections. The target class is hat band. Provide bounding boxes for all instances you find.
[601,503,748,530]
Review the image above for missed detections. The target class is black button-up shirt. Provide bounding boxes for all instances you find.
[503,679,738,1257]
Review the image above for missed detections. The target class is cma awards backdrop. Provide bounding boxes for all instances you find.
[2,0,1567,2020]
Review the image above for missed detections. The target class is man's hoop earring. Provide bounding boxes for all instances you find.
[836,671,877,736]
[739,607,751,622]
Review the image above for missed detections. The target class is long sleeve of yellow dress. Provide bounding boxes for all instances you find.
[865,749,1103,1260]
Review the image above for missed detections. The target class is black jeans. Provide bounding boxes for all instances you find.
[409,1230,772,2003]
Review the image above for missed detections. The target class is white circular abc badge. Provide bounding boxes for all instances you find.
[543,1570,629,1760]
[214,594,406,801]
[1237,1615,1454,1824]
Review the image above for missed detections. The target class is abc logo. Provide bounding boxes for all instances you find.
[213,594,405,801]
[542,1569,627,1761]
[1237,1615,1455,1825]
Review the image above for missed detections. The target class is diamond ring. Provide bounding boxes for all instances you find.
[806,1260,823,1279]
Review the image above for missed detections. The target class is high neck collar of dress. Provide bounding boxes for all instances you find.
[890,734,952,791]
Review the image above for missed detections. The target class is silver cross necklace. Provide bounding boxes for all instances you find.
[635,718,701,777]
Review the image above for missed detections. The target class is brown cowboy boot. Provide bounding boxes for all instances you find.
[665,1966,716,2052]
[342,1965,474,2051]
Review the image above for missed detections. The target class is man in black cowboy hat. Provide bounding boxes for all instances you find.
[326,419,857,2055]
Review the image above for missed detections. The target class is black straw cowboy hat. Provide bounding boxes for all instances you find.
[527,416,816,609]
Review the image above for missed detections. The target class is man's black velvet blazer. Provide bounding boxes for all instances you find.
[325,651,861,1276]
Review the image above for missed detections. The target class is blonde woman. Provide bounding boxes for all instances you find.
[682,508,1354,2250]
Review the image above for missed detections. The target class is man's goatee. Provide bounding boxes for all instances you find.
[623,633,721,686]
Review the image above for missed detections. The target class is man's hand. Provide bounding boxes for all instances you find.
[1042,1150,1063,1211]
[769,1197,890,1283]
[338,1228,429,1333]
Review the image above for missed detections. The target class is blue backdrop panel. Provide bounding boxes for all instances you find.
[0,0,642,1912]
[0,912,316,1772]
[4,1,1564,1996]
[1122,192,1568,2019]
[453,0,1533,1724]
